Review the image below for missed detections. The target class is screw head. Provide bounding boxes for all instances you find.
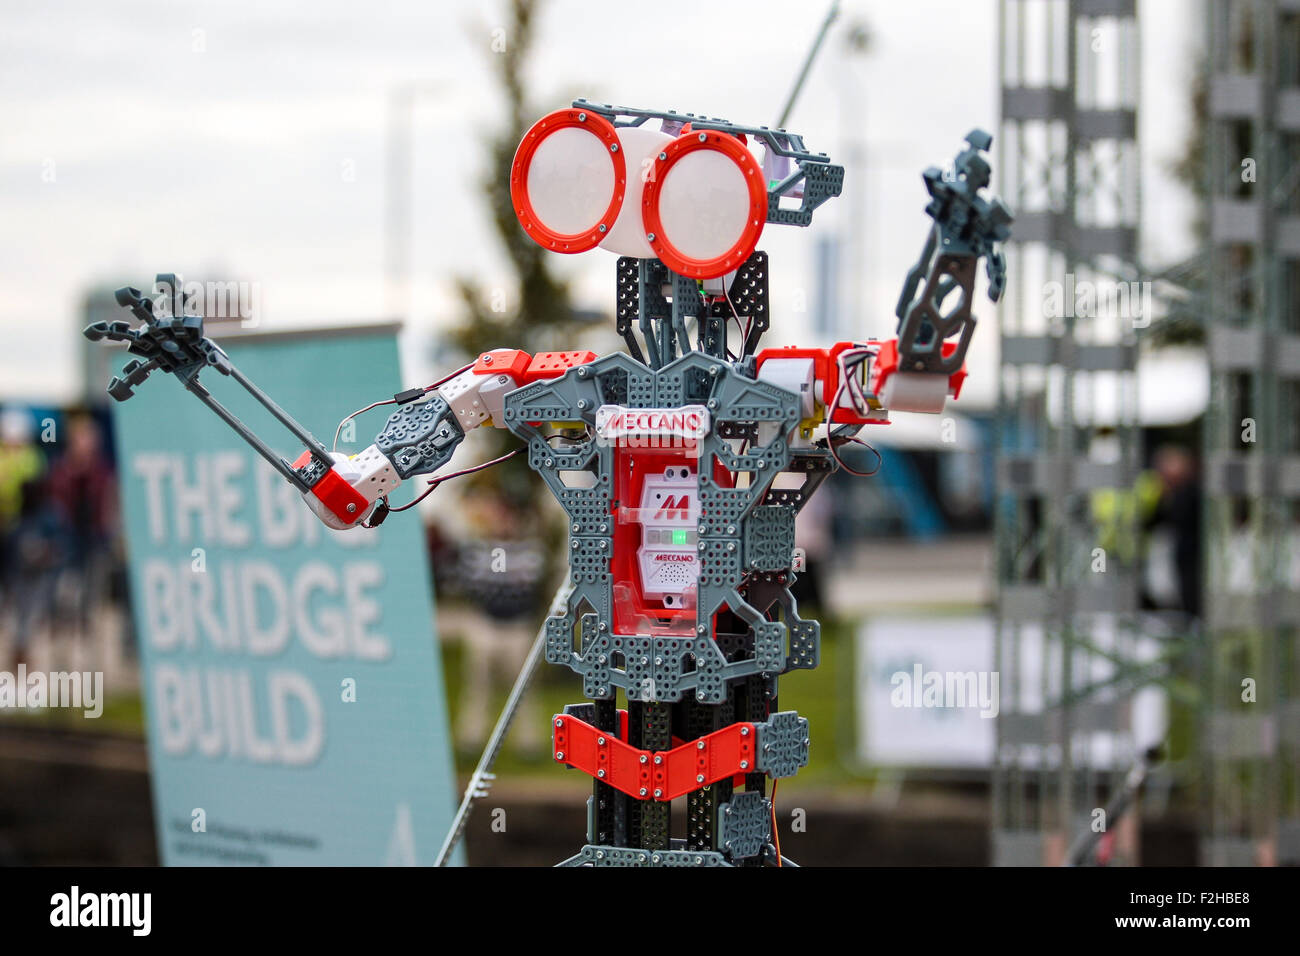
[654,755,663,765]
[346,503,357,514]
[698,133,707,142]
[639,788,648,796]
[578,112,587,121]
[555,751,565,760]
[653,789,663,798]
[597,769,606,778]
[740,726,750,736]
[646,232,656,241]
[597,736,606,745]
[697,740,706,750]
[739,760,749,769]
[640,754,648,764]
[555,718,564,727]
[696,774,705,783]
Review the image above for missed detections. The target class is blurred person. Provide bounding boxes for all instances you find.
[1089,427,1162,596]
[450,488,547,755]
[6,477,66,670]
[0,408,45,620]
[1149,444,1202,622]
[45,415,118,642]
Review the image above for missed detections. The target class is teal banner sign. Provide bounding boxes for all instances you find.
[111,325,459,865]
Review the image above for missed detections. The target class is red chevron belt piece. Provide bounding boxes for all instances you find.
[552,712,757,802]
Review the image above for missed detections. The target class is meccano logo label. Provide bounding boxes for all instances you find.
[594,404,710,447]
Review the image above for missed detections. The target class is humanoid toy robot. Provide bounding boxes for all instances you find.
[87,99,1010,867]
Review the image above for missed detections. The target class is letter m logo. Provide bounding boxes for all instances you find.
[655,495,690,520]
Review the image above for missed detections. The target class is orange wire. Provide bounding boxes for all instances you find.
[770,779,782,867]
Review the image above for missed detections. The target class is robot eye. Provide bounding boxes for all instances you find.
[641,129,767,279]
[510,108,626,254]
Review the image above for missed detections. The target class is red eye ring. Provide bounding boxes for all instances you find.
[641,129,767,279]
[510,108,627,253]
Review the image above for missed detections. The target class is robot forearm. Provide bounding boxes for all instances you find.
[297,347,594,529]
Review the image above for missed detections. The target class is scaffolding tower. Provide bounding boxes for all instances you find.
[1201,0,1300,867]
[994,0,1145,865]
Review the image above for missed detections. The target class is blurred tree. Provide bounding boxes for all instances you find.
[443,0,596,511]
[1152,9,1257,347]
[434,0,595,614]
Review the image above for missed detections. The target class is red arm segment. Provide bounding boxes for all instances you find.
[754,339,967,426]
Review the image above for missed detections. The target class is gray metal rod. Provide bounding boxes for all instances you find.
[776,0,841,129]
[185,382,311,491]
[1063,746,1161,866]
[434,581,574,866]
[226,364,333,464]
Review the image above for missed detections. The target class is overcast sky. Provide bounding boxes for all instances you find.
[0,0,1200,407]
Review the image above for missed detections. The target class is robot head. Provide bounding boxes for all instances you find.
[509,100,843,281]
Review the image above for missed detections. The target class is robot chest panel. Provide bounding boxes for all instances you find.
[635,464,701,607]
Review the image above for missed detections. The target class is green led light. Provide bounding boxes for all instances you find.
[672,529,688,545]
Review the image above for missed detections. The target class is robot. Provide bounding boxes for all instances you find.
[86,99,1011,867]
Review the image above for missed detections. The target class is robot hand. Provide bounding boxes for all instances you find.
[83,273,425,531]
[84,275,230,401]
[893,129,1013,377]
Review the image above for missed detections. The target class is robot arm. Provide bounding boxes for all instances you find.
[884,128,1012,411]
[84,279,532,531]
[299,351,530,530]
[755,129,1011,425]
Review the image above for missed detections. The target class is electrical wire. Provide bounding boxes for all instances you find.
[333,398,396,452]
[770,778,782,867]
[332,362,474,452]
[820,345,883,477]
[721,287,751,358]
[828,431,883,477]
[386,448,523,513]
[834,345,874,418]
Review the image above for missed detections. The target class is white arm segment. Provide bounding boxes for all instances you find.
[302,356,525,530]
[302,447,403,530]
